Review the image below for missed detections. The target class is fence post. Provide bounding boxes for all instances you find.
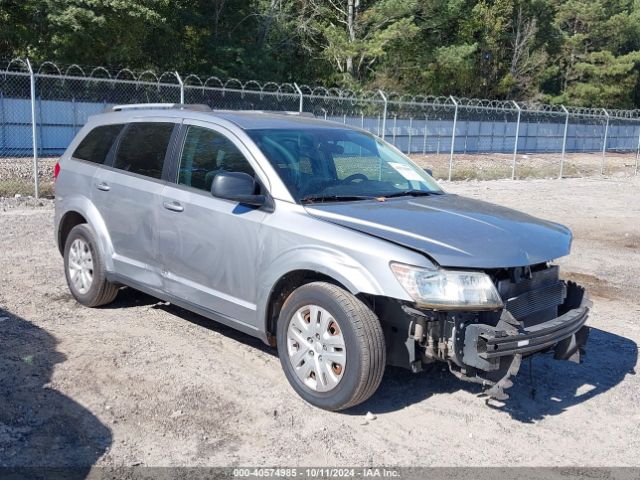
[559,105,570,178]
[392,115,397,145]
[26,59,39,199]
[463,121,468,154]
[423,114,428,154]
[293,82,304,113]
[511,101,521,180]
[1,92,5,153]
[37,96,44,157]
[377,90,387,140]
[72,97,77,132]
[448,96,459,181]
[634,121,640,176]
[408,117,413,154]
[174,71,185,104]
[601,108,609,175]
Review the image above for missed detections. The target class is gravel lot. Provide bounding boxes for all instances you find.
[0,176,639,468]
[411,151,639,180]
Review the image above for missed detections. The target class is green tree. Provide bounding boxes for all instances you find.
[294,0,420,85]
[43,0,175,67]
[0,0,48,60]
[457,0,552,98]
[546,0,640,107]
[2,0,640,108]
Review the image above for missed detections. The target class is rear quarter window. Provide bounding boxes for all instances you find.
[72,124,124,164]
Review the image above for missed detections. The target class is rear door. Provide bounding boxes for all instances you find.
[158,120,270,328]
[60,122,125,205]
[92,119,179,289]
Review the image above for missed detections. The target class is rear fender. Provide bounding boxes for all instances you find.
[57,195,115,272]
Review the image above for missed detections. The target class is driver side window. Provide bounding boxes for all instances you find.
[178,125,255,192]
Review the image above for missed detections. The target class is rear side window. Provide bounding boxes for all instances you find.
[113,122,175,179]
[73,124,124,164]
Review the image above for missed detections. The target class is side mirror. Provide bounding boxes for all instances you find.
[211,171,265,207]
[424,168,433,177]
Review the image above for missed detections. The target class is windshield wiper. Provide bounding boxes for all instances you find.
[382,190,441,199]
[300,194,373,204]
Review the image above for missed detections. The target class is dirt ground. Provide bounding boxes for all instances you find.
[0,176,639,468]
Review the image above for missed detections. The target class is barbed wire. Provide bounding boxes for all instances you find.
[3,58,640,120]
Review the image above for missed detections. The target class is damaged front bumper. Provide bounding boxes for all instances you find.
[463,295,590,369]
[384,266,591,401]
[456,285,590,399]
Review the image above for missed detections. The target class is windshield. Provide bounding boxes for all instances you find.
[248,128,443,202]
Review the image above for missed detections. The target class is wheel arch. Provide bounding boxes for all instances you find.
[263,269,374,346]
[57,211,87,255]
[56,197,115,271]
[256,246,390,345]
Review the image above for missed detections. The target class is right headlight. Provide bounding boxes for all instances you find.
[390,262,503,310]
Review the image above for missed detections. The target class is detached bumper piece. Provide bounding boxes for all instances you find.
[454,281,590,400]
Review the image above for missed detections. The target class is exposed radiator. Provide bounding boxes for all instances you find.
[497,265,567,323]
[505,281,567,320]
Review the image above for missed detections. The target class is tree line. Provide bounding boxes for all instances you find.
[2,0,640,108]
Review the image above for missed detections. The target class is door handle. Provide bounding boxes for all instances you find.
[163,201,184,212]
[96,182,110,191]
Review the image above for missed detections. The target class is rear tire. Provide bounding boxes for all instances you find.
[64,224,119,307]
[276,282,386,411]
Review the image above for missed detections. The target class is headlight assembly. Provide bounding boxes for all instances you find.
[390,262,503,310]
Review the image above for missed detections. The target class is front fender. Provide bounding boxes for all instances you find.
[255,244,412,335]
[265,244,384,292]
[56,195,115,272]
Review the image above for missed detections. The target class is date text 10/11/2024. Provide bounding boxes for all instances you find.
[232,468,401,478]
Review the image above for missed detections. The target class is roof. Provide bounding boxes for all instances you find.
[95,105,362,132]
[208,111,352,131]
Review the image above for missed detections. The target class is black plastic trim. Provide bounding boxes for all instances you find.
[478,306,589,358]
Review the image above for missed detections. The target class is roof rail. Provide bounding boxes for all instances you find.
[273,111,315,118]
[109,103,212,112]
[212,109,315,118]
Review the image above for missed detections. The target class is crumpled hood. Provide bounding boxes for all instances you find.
[305,194,572,269]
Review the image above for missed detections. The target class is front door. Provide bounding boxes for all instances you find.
[158,121,270,329]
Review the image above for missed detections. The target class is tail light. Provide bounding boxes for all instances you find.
[53,161,61,181]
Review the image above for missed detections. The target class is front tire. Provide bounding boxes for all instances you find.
[63,224,119,307]
[276,282,386,411]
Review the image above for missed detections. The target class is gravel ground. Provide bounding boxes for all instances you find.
[0,157,56,197]
[410,151,639,180]
[0,176,639,468]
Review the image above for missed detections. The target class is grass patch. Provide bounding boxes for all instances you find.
[0,179,54,197]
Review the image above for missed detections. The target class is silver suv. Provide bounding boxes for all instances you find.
[54,104,590,410]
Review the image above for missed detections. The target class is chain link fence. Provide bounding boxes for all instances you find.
[0,63,36,197]
[1,59,639,197]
